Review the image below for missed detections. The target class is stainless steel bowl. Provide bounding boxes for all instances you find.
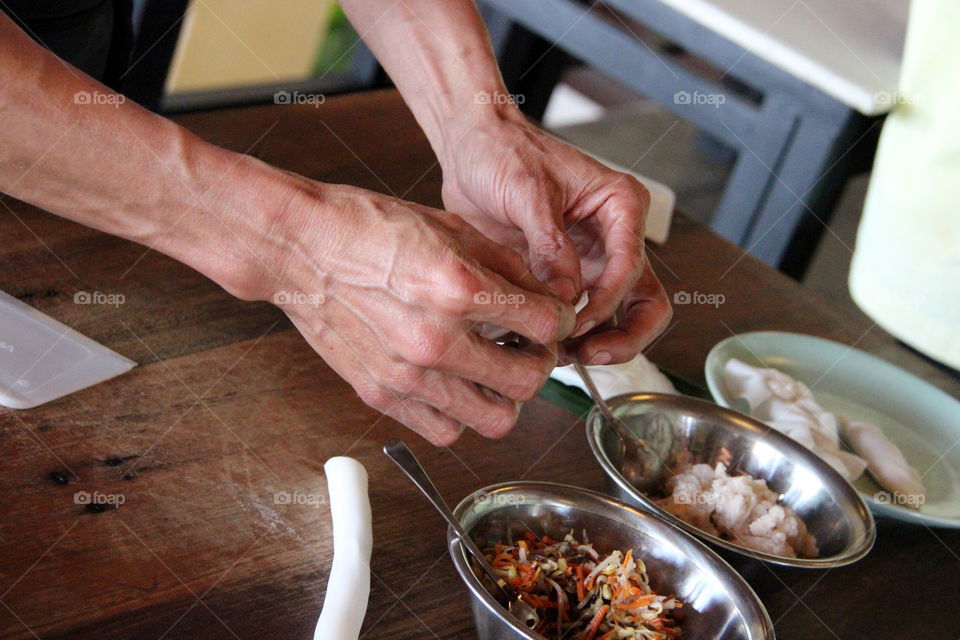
[448,482,774,640]
[586,393,876,568]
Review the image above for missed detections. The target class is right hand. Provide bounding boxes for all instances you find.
[258,179,576,446]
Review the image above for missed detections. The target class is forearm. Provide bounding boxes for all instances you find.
[339,0,521,163]
[0,13,293,299]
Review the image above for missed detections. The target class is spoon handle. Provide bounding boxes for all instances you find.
[382,438,510,595]
[573,362,616,423]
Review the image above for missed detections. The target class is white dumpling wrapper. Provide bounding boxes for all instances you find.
[842,419,926,505]
[723,359,867,481]
[315,457,373,640]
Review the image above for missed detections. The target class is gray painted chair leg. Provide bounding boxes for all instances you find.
[711,94,801,246]
[742,107,870,272]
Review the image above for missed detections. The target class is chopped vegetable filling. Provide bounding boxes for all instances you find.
[485,531,683,639]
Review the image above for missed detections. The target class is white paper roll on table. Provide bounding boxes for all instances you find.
[315,457,372,640]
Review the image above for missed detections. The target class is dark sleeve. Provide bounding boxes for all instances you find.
[1,0,115,80]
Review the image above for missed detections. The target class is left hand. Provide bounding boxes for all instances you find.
[439,112,672,365]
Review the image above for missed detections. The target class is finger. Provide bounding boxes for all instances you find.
[382,309,557,401]
[453,223,565,342]
[379,396,465,447]
[556,313,619,364]
[433,333,557,402]
[456,225,557,297]
[572,186,649,337]
[286,310,464,446]
[461,267,576,343]
[526,221,583,304]
[442,265,576,344]
[573,261,672,364]
[402,370,521,439]
[460,179,582,303]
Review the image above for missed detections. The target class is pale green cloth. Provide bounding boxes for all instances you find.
[849,0,960,370]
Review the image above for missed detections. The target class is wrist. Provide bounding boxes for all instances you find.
[432,97,527,171]
[145,128,316,304]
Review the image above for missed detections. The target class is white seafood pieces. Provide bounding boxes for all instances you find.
[722,358,925,506]
[657,461,819,558]
[843,419,926,507]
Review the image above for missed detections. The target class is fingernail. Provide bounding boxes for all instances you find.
[557,304,577,340]
[548,277,578,304]
[573,320,596,338]
[591,351,612,365]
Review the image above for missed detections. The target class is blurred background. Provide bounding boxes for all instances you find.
[126,0,906,351]
[152,0,892,313]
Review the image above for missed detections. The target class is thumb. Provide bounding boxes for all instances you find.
[524,216,582,304]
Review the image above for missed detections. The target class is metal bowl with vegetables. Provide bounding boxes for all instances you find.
[449,482,774,640]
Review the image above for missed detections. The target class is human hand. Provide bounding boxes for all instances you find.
[439,113,672,365]
[259,179,576,445]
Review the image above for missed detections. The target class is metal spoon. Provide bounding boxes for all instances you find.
[382,439,540,630]
[573,362,655,489]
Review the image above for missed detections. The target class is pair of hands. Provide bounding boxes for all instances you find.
[271,114,671,446]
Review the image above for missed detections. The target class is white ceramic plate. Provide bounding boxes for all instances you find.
[705,331,960,528]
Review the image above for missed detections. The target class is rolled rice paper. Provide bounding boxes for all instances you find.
[315,457,373,640]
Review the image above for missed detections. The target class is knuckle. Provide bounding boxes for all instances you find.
[510,361,550,401]
[628,177,651,210]
[532,228,571,262]
[356,383,393,411]
[435,260,481,315]
[525,301,563,344]
[383,364,424,393]
[616,174,650,211]
[400,325,449,368]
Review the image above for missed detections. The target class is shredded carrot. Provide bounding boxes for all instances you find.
[616,593,657,610]
[583,604,610,640]
[585,573,597,591]
[484,532,683,639]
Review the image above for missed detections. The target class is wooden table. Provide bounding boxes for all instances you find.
[1,90,957,640]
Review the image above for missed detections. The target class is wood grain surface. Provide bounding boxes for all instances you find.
[1,90,957,640]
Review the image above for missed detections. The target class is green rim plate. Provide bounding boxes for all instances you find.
[705,331,960,528]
